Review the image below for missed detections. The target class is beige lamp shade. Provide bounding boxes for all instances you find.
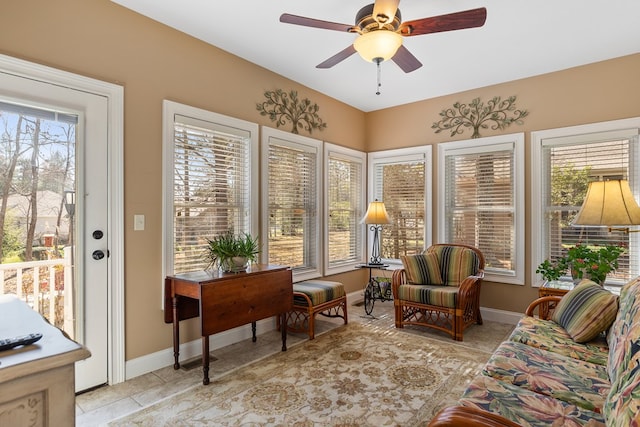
[361,200,391,225]
[572,180,640,227]
[354,31,402,63]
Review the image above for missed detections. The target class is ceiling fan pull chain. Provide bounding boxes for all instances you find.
[376,57,382,95]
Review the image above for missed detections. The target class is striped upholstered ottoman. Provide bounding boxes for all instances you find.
[279,280,348,339]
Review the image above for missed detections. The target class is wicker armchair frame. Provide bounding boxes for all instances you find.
[391,243,485,341]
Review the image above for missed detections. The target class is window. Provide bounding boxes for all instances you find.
[438,133,525,285]
[162,100,258,275]
[261,127,322,281]
[368,147,432,264]
[532,118,640,287]
[324,143,366,275]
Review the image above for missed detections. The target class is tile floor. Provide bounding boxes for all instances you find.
[75,295,513,426]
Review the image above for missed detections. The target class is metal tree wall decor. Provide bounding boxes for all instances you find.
[432,96,528,139]
[256,89,327,135]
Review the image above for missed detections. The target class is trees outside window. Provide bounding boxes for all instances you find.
[438,133,525,285]
[0,101,76,263]
[261,127,322,282]
[368,147,432,263]
[532,119,640,286]
[162,101,258,275]
[325,143,365,275]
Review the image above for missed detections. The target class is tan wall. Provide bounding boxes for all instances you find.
[366,53,640,313]
[0,0,366,360]
[2,0,639,362]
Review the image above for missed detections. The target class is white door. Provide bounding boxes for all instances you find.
[0,68,110,391]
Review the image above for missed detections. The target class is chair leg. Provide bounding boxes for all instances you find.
[342,300,348,325]
[454,309,463,341]
[308,308,315,340]
[394,301,404,328]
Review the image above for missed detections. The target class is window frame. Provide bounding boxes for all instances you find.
[437,133,525,285]
[368,146,432,266]
[531,117,640,287]
[324,142,366,275]
[162,100,259,277]
[260,126,323,282]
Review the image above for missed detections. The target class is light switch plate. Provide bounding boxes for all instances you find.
[134,214,145,231]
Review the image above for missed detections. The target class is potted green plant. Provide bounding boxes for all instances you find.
[536,243,625,285]
[204,231,260,272]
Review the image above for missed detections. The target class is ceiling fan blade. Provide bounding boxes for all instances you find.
[372,0,400,25]
[316,45,357,69]
[399,7,487,36]
[280,13,355,32]
[391,45,422,73]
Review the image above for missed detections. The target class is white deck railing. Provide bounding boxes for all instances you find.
[0,248,74,335]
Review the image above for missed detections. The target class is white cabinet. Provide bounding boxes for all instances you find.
[0,295,90,426]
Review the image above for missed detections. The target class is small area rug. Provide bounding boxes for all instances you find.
[109,323,493,426]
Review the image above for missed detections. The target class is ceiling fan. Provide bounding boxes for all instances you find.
[280,0,487,73]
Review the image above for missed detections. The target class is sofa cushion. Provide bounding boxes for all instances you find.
[606,276,640,385]
[459,374,605,427]
[396,284,457,308]
[400,252,443,285]
[604,366,640,427]
[509,316,609,366]
[551,280,618,343]
[426,245,479,286]
[483,340,610,413]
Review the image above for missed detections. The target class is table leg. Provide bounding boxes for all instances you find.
[202,335,210,385]
[251,321,257,342]
[172,295,180,370]
[281,313,287,351]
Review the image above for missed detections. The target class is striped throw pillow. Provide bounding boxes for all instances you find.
[552,280,619,343]
[401,252,443,285]
[427,246,479,286]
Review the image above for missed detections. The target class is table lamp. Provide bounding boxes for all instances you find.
[361,199,391,265]
[572,179,640,232]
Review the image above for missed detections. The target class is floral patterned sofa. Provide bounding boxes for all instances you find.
[429,277,640,427]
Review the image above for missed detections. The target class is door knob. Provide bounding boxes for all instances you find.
[92,250,105,260]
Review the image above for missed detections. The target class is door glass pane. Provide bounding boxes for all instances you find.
[0,100,77,339]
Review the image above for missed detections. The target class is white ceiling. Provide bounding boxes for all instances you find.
[112,0,640,112]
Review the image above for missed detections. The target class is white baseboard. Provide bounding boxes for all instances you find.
[127,293,520,381]
[125,317,275,381]
[479,307,521,325]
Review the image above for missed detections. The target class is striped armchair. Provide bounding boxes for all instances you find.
[392,244,485,341]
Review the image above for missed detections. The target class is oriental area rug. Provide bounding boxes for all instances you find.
[108,323,496,426]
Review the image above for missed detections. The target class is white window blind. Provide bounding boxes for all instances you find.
[371,154,426,260]
[444,143,516,276]
[326,148,364,271]
[265,134,321,277]
[167,109,254,274]
[541,133,640,284]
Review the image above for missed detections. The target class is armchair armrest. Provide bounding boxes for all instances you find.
[525,296,562,318]
[458,270,484,291]
[428,406,521,427]
[391,268,407,298]
[457,269,484,307]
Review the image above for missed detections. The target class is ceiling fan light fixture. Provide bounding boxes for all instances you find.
[353,30,402,63]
